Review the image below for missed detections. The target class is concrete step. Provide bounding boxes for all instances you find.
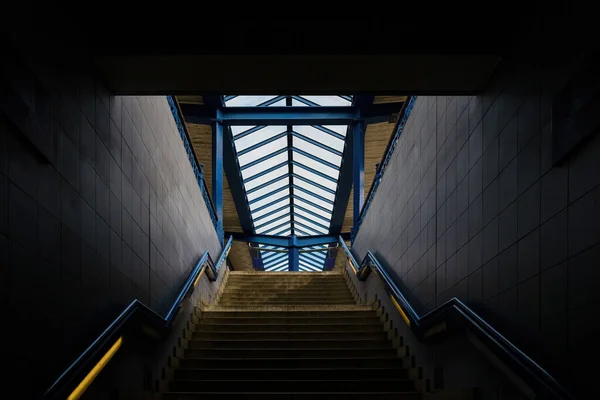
[185,348,396,359]
[179,357,404,369]
[220,292,354,298]
[199,310,377,319]
[189,338,391,349]
[169,379,415,392]
[174,367,409,381]
[194,324,383,332]
[221,288,353,295]
[218,300,356,305]
[198,318,381,326]
[162,392,422,399]
[192,331,385,340]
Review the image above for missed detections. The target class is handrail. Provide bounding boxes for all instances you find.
[44,236,234,400]
[338,236,573,400]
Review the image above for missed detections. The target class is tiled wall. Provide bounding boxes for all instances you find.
[0,55,222,396]
[352,58,599,396]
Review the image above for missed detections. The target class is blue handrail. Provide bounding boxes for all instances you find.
[338,236,573,400]
[44,236,234,399]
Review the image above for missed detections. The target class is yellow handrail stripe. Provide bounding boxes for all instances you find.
[193,264,208,287]
[391,295,411,327]
[348,257,357,274]
[67,336,123,400]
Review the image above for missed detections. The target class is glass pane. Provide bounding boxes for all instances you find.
[231,125,258,136]
[226,95,278,107]
[254,207,289,225]
[250,188,290,211]
[235,126,287,151]
[295,215,328,233]
[268,98,287,107]
[293,177,335,202]
[299,261,321,271]
[295,191,334,211]
[256,216,291,234]
[293,126,345,152]
[238,136,287,166]
[293,137,342,167]
[293,151,338,179]
[293,165,338,191]
[322,125,348,136]
[252,200,289,219]
[291,99,309,107]
[241,152,288,180]
[293,221,321,235]
[276,229,292,237]
[294,198,331,219]
[299,95,352,107]
[295,208,330,227]
[267,222,291,235]
[244,166,288,191]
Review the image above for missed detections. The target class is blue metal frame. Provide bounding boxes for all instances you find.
[180,102,403,125]
[352,120,365,240]
[212,121,224,243]
[174,95,405,271]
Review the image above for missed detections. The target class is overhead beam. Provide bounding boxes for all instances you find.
[212,121,223,241]
[227,233,350,247]
[353,120,366,234]
[179,103,403,126]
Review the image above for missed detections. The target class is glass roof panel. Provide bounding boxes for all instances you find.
[295,208,330,227]
[295,191,334,212]
[322,125,348,136]
[226,95,278,107]
[223,95,354,242]
[256,217,291,234]
[295,215,328,234]
[235,126,287,151]
[293,178,335,202]
[293,126,345,152]
[249,188,290,211]
[252,199,290,219]
[244,166,288,191]
[294,198,332,219]
[293,152,339,179]
[238,136,287,166]
[293,136,342,167]
[291,99,309,107]
[241,152,288,180]
[299,95,352,107]
[231,125,258,136]
[293,166,338,191]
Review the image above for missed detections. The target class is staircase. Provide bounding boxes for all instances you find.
[163,271,422,399]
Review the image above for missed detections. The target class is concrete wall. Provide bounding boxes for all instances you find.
[0,53,222,397]
[352,57,599,397]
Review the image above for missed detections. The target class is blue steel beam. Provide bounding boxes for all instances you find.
[212,121,224,241]
[226,233,348,247]
[179,103,404,125]
[353,120,366,234]
[289,247,299,272]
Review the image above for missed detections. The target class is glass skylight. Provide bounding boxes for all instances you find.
[226,95,352,271]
